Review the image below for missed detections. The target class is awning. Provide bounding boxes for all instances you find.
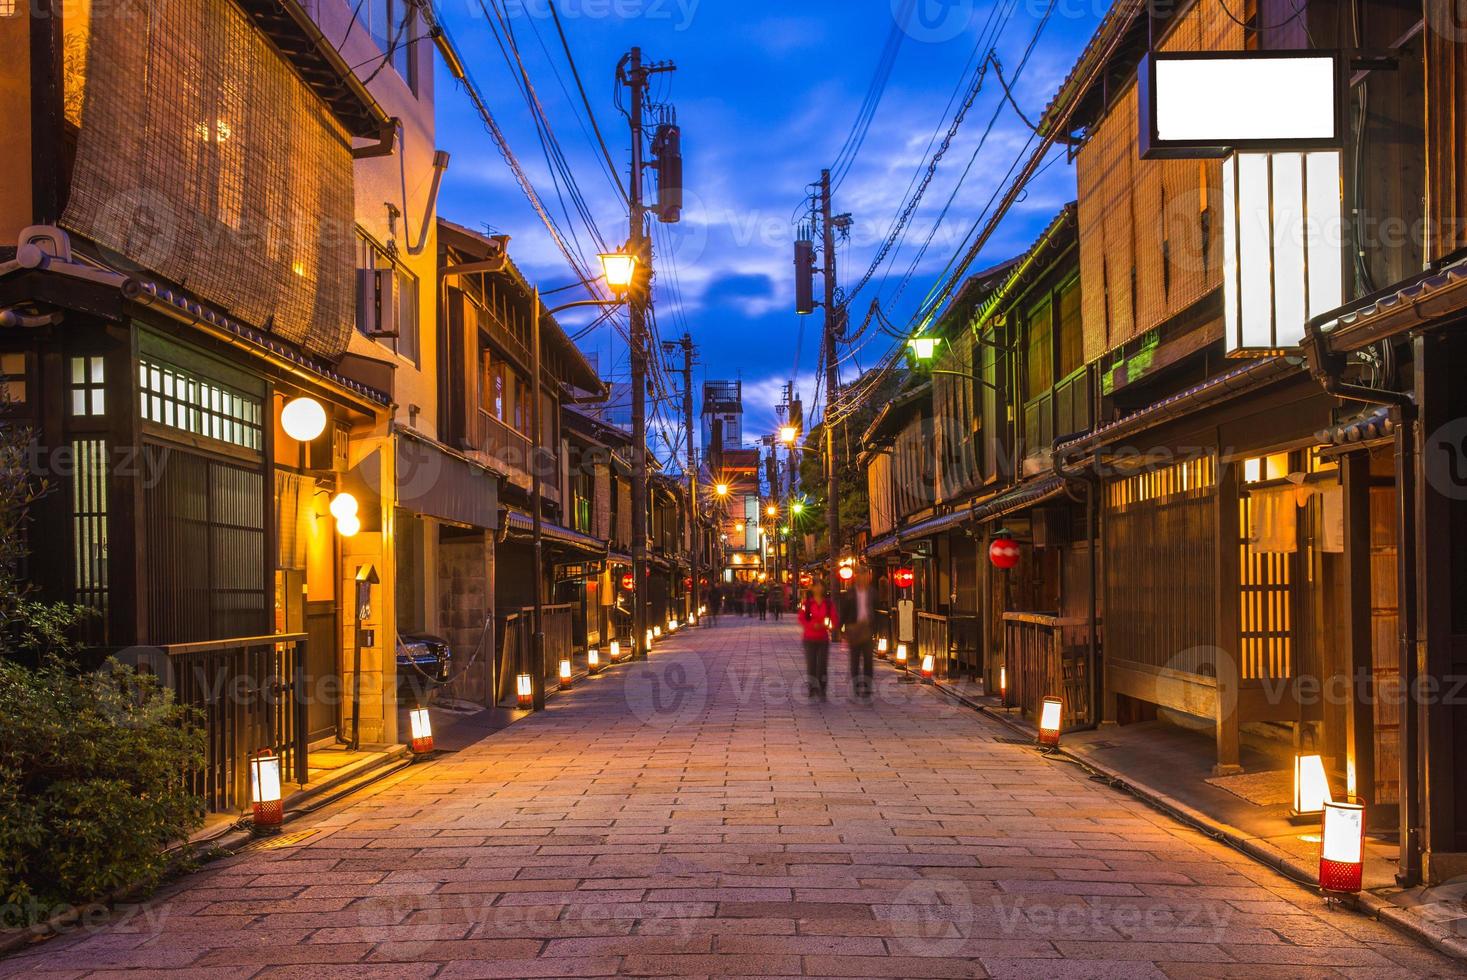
[866,533,900,558]
[1315,255,1467,353]
[1055,357,1298,465]
[500,509,608,557]
[396,429,499,530]
[972,478,1068,524]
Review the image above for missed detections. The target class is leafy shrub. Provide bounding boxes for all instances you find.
[0,658,205,926]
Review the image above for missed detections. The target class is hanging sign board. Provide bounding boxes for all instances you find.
[1138,51,1343,159]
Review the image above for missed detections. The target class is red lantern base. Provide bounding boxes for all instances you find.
[1037,729,1061,748]
[1319,857,1363,894]
[410,736,434,755]
[517,695,533,710]
[252,800,283,828]
[877,647,889,660]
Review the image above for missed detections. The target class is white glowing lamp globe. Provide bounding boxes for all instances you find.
[281,396,327,442]
[336,513,361,537]
[329,492,358,520]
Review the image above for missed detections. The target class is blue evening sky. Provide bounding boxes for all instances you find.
[431,0,1104,459]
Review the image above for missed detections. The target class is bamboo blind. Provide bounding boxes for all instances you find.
[867,452,895,537]
[933,340,979,502]
[1076,2,1243,362]
[62,0,356,360]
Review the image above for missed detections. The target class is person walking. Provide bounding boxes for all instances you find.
[743,584,757,617]
[756,586,769,621]
[838,565,879,702]
[771,583,784,621]
[797,581,837,701]
[709,585,722,626]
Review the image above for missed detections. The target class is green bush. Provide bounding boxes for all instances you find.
[0,658,205,926]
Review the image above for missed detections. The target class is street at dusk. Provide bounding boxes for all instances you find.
[4,0,1467,977]
[3,620,1459,978]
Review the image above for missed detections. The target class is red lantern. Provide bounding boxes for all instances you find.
[837,564,855,583]
[989,532,1021,570]
[684,576,694,589]
[892,566,915,590]
[620,572,635,591]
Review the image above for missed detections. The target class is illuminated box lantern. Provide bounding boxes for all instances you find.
[920,653,935,682]
[1038,696,1063,747]
[250,749,284,829]
[668,619,678,632]
[588,648,602,675]
[516,672,534,710]
[877,637,889,660]
[609,640,621,661]
[1319,801,1366,894]
[408,707,433,755]
[1221,150,1343,355]
[559,658,573,690]
[894,644,909,670]
[999,664,1008,706]
[646,628,654,649]
[1292,753,1332,819]
[1133,51,1345,357]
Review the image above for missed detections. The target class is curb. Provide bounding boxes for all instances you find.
[927,677,1467,962]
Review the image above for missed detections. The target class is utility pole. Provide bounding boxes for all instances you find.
[619,47,675,659]
[820,169,841,591]
[666,334,698,624]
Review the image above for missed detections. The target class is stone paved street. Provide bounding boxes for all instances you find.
[5,620,1460,979]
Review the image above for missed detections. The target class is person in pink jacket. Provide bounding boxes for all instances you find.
[797,580,838,701]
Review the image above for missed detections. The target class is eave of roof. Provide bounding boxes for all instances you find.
[235,0,393,142]
[1315,254,1467,353]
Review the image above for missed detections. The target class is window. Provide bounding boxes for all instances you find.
[1056,277,1083,379]
[355,233,420,366]
[68,356,105,416]
[72,438,109,642]
[139,356,263,452]
[1025,296,1053,399]
[0,353,26,404]
[364,0,418,91]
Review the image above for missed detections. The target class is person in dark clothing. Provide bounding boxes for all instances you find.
[756,587,769,620]
[837,566,879,701]
[797,582,837,700]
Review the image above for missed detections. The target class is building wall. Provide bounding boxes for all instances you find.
[1074,2,1241,363]
[308,0,441,439]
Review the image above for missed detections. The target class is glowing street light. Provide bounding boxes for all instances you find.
[715,483,730,497]
[766,504,779,518]
[907,336,939,361]
[779,425,798,444]
[599,251,638,293]
[791,501,805,516]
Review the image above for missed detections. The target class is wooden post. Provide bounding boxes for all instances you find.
[1341,451,1375,805]
[1214,450,1243,776]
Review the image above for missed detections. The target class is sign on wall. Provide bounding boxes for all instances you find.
[1138,51,1343,160]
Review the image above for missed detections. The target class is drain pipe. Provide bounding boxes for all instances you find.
[1303,312,1421,887]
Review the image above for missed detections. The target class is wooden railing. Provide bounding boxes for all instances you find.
[162,633,308,814]
[917,613,949,678]
[468,410,561,503]
[495,604,577,705]
[1002,613,1091,728]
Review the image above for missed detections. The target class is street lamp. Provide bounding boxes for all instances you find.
[766,504,778,518]
[907,336,939,361]
[518,251,638,708]
[599,251,639,292]
[1038,696,1064,748]
[408,706,434,754]
[779,425,798,445]
[715,482,730,497]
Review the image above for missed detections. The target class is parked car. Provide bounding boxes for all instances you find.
[397,632,451,702]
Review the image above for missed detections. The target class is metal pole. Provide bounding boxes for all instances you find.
[531,286,546,710]
[820,169,840,590]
